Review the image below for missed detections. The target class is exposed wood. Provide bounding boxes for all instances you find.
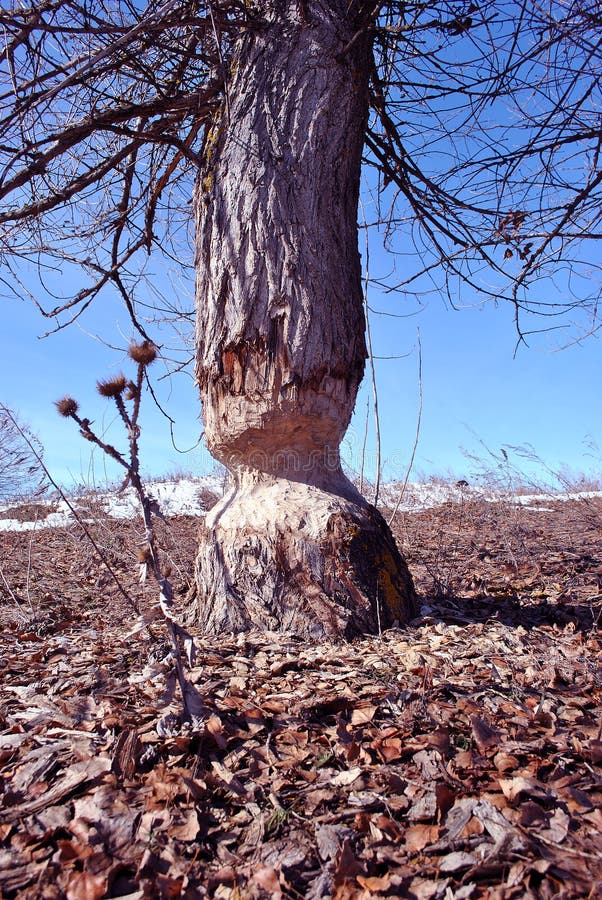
[192,473,415,639]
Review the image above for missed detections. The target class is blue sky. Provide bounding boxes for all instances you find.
[353,289,601,487]
[1,5,600,494]
[2,237,600,492]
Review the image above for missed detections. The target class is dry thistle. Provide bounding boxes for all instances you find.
[136,546,153,564]
[124,380,138,401]
[129,340,158,366]
[96,374,127,398]
[55,396,78,418]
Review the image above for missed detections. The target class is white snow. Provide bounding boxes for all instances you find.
[0,475,600,533]
[0,476,224,533]
[379,481,602,512]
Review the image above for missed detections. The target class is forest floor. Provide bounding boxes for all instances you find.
[0,489,601,898]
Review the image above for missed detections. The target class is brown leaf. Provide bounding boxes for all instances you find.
[404,823,440,852]
[334,839,364,883]
[588,739,602,764]
[435,783,456,818]
[350,703,378,725]
[316,824,352,862]
[331,767,362,787]
[356,873,392,892]
[252,866,281,896]
[470,715,501,753]
[66,871,107,900]
[498,776,550,805]
[170,809,200,842]
[439,851,478,872]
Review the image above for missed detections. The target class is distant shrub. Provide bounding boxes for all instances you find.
[197,486,220,509]
[0,404,47,504]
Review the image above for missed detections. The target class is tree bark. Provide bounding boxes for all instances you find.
[191,0,415,639]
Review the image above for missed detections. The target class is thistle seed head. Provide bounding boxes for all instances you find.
[124,380,138,401]
[128,340,158,366]
[96,374,127,398]
[55,396,78,417]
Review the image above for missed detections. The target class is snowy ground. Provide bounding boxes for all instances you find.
[379,480,602,511]
[0,476,224,532]
[1,474,600,533]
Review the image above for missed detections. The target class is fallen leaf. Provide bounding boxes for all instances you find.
[170,808,200,842]
[404,823,440,852]
[66,871,107,900]
[588,739,602,765]
[252,866,281,896]
[471,715,501,753]
[440,851,478,872]
[333,839,364,883]
[350,703,378,725]
[331,767,362,787]
[540,808,570,843]
[316,824,352,862]
[356,872,392,892]
[498,776,550,805]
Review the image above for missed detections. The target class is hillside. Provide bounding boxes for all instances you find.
[1,481,601,898]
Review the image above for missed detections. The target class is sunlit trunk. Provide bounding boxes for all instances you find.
[191,0,415,638]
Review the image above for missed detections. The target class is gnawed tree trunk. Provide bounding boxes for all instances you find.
[192,0,415,639]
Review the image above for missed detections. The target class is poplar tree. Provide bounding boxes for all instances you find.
[1,1,600,636]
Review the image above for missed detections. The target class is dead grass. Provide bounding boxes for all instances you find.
[390,494,602,630]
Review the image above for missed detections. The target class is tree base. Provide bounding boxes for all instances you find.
[188,474,415,640]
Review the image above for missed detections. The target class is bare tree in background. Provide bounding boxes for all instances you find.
[0,404,47,503]
[1,1,600,637]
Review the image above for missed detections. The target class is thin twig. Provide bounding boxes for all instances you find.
[388,328,423,527]
[359,398,369,495]
[361,211,382,506]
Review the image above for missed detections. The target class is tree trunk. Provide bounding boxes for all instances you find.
[191,0,415,639]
